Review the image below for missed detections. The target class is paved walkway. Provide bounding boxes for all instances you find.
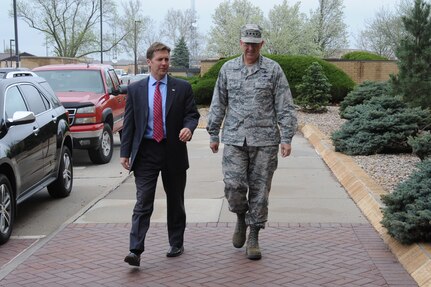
[0,129,418,286]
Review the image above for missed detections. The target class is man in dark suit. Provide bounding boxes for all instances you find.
[120,42,200,267]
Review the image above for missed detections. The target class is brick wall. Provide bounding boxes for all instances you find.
[319,60,398,84]
[16,56,87,69]
[200,59,220,76]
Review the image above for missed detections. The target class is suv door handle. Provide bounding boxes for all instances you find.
[33,126,40,136]
[52,115,57,124]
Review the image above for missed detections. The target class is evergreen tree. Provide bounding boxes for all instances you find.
[391,0,431,109]
[381,159,431,244]
[171,37,190,68]
[332,95,430,155]
[295,62,332,113]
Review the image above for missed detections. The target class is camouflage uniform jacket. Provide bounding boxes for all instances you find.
[207,55,297,146]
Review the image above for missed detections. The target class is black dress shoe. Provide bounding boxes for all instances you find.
[124,252,141,266]
[166,246,184,257]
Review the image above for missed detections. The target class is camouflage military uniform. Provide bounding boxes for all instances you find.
[207,55,297,228]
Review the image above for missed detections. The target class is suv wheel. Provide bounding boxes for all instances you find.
[48,146,73,198]
[88,123,113,164]
[0,175,14,245]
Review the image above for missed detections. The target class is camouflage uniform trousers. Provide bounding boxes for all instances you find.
[222,144,278,228]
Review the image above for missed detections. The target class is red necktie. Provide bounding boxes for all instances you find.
[153,81,163,142]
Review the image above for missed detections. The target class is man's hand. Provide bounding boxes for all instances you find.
[120,157,130,170]
[179,128,192,142]
[280,143,292,158]
[210,142,219,153]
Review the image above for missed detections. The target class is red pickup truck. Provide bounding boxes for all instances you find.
[33,64,127,164]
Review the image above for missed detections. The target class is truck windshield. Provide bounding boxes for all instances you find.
[34,70,104,93]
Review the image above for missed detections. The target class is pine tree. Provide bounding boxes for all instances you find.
[171,37,190,68]
[391,0,431,109]
[381,159,431,244]
[295,62,332,113]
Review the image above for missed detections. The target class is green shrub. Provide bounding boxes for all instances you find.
[341,51,389,60]
[266,55,355,103]
[197,55,355,105]
[185,75,200,85]
[296,62,332,113]
[192,78,217,105]
[381,159,431,244]
[332,95,431,155]
[408,131,431,160]
[339,81,391,119]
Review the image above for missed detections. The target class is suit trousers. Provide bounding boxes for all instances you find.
[129,139,187,254]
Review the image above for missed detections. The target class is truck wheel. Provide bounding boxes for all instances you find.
[0,174,14,245]
[48,146,73,198]
[89,123,113,164]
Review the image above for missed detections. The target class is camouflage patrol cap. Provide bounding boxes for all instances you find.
[240,24,263,43]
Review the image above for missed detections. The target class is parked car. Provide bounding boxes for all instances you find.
[0,76,73,245]
[33,64,128,164]
[129,73,150,84]
[114,68,130,84]
[114,68,127,77]
[0,67,37,79]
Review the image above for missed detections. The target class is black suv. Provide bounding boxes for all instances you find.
[0,76,73,245]
[0,67,37,79]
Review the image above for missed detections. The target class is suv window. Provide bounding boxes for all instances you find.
[35,70,104,93]
[105,69,114,92]
[108,69,120,87]
[39,81,62,107]
[20,84,50,115]
[5,86,28,119]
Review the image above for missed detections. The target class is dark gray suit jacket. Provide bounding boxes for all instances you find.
[120,75,200,171]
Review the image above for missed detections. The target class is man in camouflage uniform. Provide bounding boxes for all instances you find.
[206,24,297,260]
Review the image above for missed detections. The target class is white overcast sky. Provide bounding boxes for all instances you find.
[1,0,399,58]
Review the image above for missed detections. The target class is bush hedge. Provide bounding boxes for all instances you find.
[193,55,355,105]
[381,159,431,244]
[339,81,391,119]
[266,55,355,103]
[408,131,431,160]
[332,95,431,155]
[191,78,217,105]
[341,51,389,60]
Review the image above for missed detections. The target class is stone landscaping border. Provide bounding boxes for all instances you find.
[301,124,431,287]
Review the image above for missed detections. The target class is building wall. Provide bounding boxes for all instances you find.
[23,56,87,68]
[1,56,88,69]
[326,60,399,84]
[200,59,220,76]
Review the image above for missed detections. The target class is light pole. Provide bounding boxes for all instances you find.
[100,0,103,63]
[13,0,19,67]
[134,20,141,75]
[9,39,14,67]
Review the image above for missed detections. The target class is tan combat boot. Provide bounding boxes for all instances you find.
[246,226,261,260]
[232,213,247,248]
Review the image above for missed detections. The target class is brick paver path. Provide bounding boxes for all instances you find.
[0,223,417,287]
[0,238,37,269]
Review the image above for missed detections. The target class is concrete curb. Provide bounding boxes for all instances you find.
[301,124,431,287]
